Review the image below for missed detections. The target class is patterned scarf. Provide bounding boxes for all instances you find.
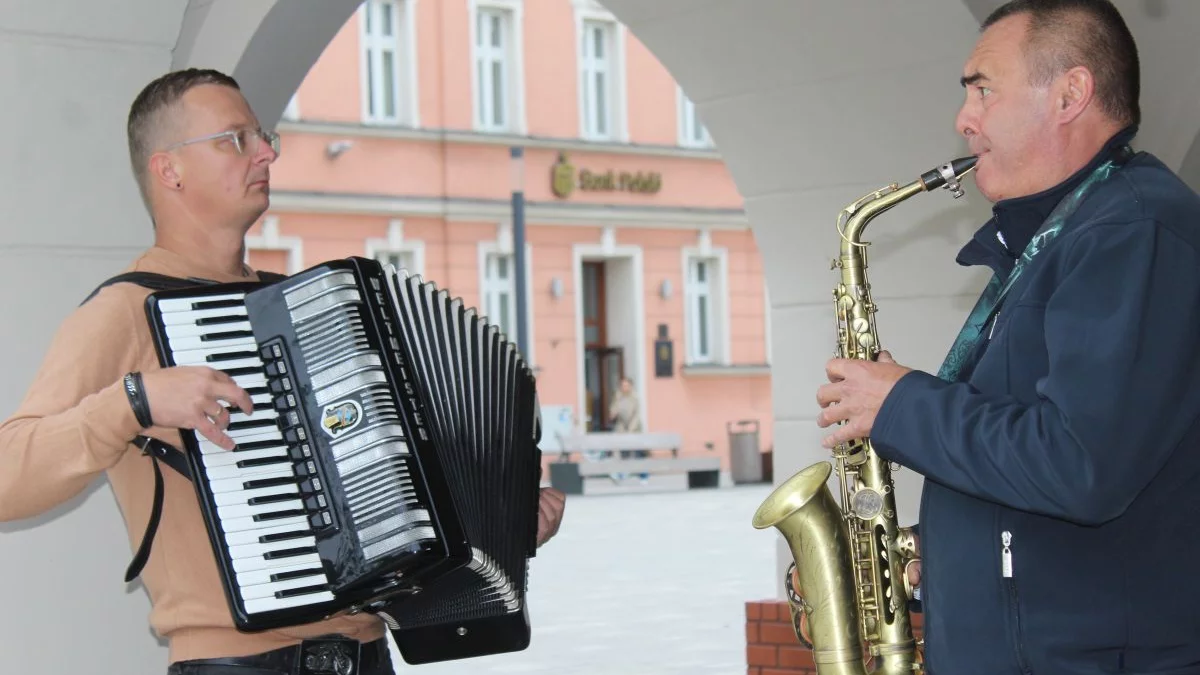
[937,147,1132,382]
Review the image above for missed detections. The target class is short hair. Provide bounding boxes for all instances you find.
[983,0,1140,127]
[125,68,241,206]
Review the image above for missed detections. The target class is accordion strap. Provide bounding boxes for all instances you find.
[124,435,192,583]
[83,268,288,583]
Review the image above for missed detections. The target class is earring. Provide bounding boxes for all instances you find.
[176,182,182,189]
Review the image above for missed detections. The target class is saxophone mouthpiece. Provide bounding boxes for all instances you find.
[921,155,979,199]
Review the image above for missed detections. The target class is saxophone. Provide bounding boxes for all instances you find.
[752,156,978,675]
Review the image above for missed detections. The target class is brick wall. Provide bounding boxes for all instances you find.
[745,600,925,674]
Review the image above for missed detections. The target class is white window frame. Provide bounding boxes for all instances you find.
[574,1,627,142]
[359,0,421,127]
[681,233,730,365]
[365,219,425,277]
[469,0,525,134]
[478,224,535,365]
[244,216,304,275]
[677,86,713,148]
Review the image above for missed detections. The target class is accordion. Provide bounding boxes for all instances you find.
[143,256,543,665]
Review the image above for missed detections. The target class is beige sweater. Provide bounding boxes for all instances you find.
[0,247,384,663]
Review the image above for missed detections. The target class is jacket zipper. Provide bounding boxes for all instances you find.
[1002,530,1033,674]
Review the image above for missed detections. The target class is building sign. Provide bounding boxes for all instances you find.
[550,152,662,199]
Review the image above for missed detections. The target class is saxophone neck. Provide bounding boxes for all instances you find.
[838,156,978,253]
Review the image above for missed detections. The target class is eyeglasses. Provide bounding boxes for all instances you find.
[163,127,281,157]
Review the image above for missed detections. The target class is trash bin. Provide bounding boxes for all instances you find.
[728,419,763,484]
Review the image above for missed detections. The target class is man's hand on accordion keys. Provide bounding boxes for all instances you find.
[536,487,566,547]
[136,366,255,451]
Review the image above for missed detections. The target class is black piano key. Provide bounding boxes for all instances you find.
[242,476,298,489]
[270,567,324,583]
[195,315,246,326]
[228,418,279,432]
[233,440,282,452]
[236,456,290,469]
[263,545,318,560]
[252,509,307,522]
[248,493,301,506]
[221,366,265,377]
[259,529,314,544]
[191,298,248,311]
[276,583,331,599]
[207,350,261,363]
[201,329,255,341]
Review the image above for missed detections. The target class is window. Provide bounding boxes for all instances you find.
[483,252,517,337]
[365,220,425,277]
[678,87,713,148]
[682,247,729,365]
[580,20,615,139]
[471,1,523,133]
[686,257,716,362]
[376,250,416,273]
[361,0,418,126]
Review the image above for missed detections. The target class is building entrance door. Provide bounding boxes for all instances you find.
[582,261,624,431]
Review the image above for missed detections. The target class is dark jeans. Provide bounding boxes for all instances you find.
[166,637,395,675]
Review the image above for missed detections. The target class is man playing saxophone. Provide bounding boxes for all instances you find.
[817,1,1200,673]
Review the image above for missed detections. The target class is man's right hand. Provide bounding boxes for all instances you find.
[139,367,254,451]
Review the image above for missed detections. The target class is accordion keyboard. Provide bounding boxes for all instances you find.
[155,290,339,615]
[147,266,460,631]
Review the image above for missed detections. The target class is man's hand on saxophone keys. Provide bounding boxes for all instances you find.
[815,350,912,449]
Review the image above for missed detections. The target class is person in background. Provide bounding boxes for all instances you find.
[609,377,648,484]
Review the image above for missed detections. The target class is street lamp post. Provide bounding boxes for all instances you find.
[510,146,528,358]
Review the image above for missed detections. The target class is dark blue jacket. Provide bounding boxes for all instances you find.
[874,128,1200,675]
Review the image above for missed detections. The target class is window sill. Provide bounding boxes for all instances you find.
[681,363,771,377]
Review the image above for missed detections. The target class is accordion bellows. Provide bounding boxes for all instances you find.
[144,257,543,665]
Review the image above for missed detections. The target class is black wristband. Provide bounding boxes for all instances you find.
[123,372,154,428]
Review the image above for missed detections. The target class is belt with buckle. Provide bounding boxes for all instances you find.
[172,635,389,675]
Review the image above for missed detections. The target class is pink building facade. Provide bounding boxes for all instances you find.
[250,0,774,472]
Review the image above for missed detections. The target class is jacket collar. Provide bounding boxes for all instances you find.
[956,125,1139,277]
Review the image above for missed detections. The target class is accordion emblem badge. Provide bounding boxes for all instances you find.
[321,399,362,438]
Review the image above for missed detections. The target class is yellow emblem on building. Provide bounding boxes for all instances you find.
[551,152,576,199]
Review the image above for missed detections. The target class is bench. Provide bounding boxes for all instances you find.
[546,431,720,495]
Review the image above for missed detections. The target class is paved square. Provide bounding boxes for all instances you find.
[387,479,778,674]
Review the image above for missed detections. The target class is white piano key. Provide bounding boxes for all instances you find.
[204,459,293,481]
[228,408,279,425]
[217,498,304,521]
[244,590,335,614]
[221,512,311,534]
[233,373,268,389]
[202,446,288,469]
[234,559,322,587]
[239,574,330,601]
[199,428,283,455]
[232,546,318,572]
[165,319,252,340]
[207,469,295,494]
[160,306,249,325]
[157,292,247,313]
[223,516,309,546]
[228,535,317,561]
[166,334,258,352]
[250,393,272,406]
[173,354,263,370]
[213,483,298,507]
